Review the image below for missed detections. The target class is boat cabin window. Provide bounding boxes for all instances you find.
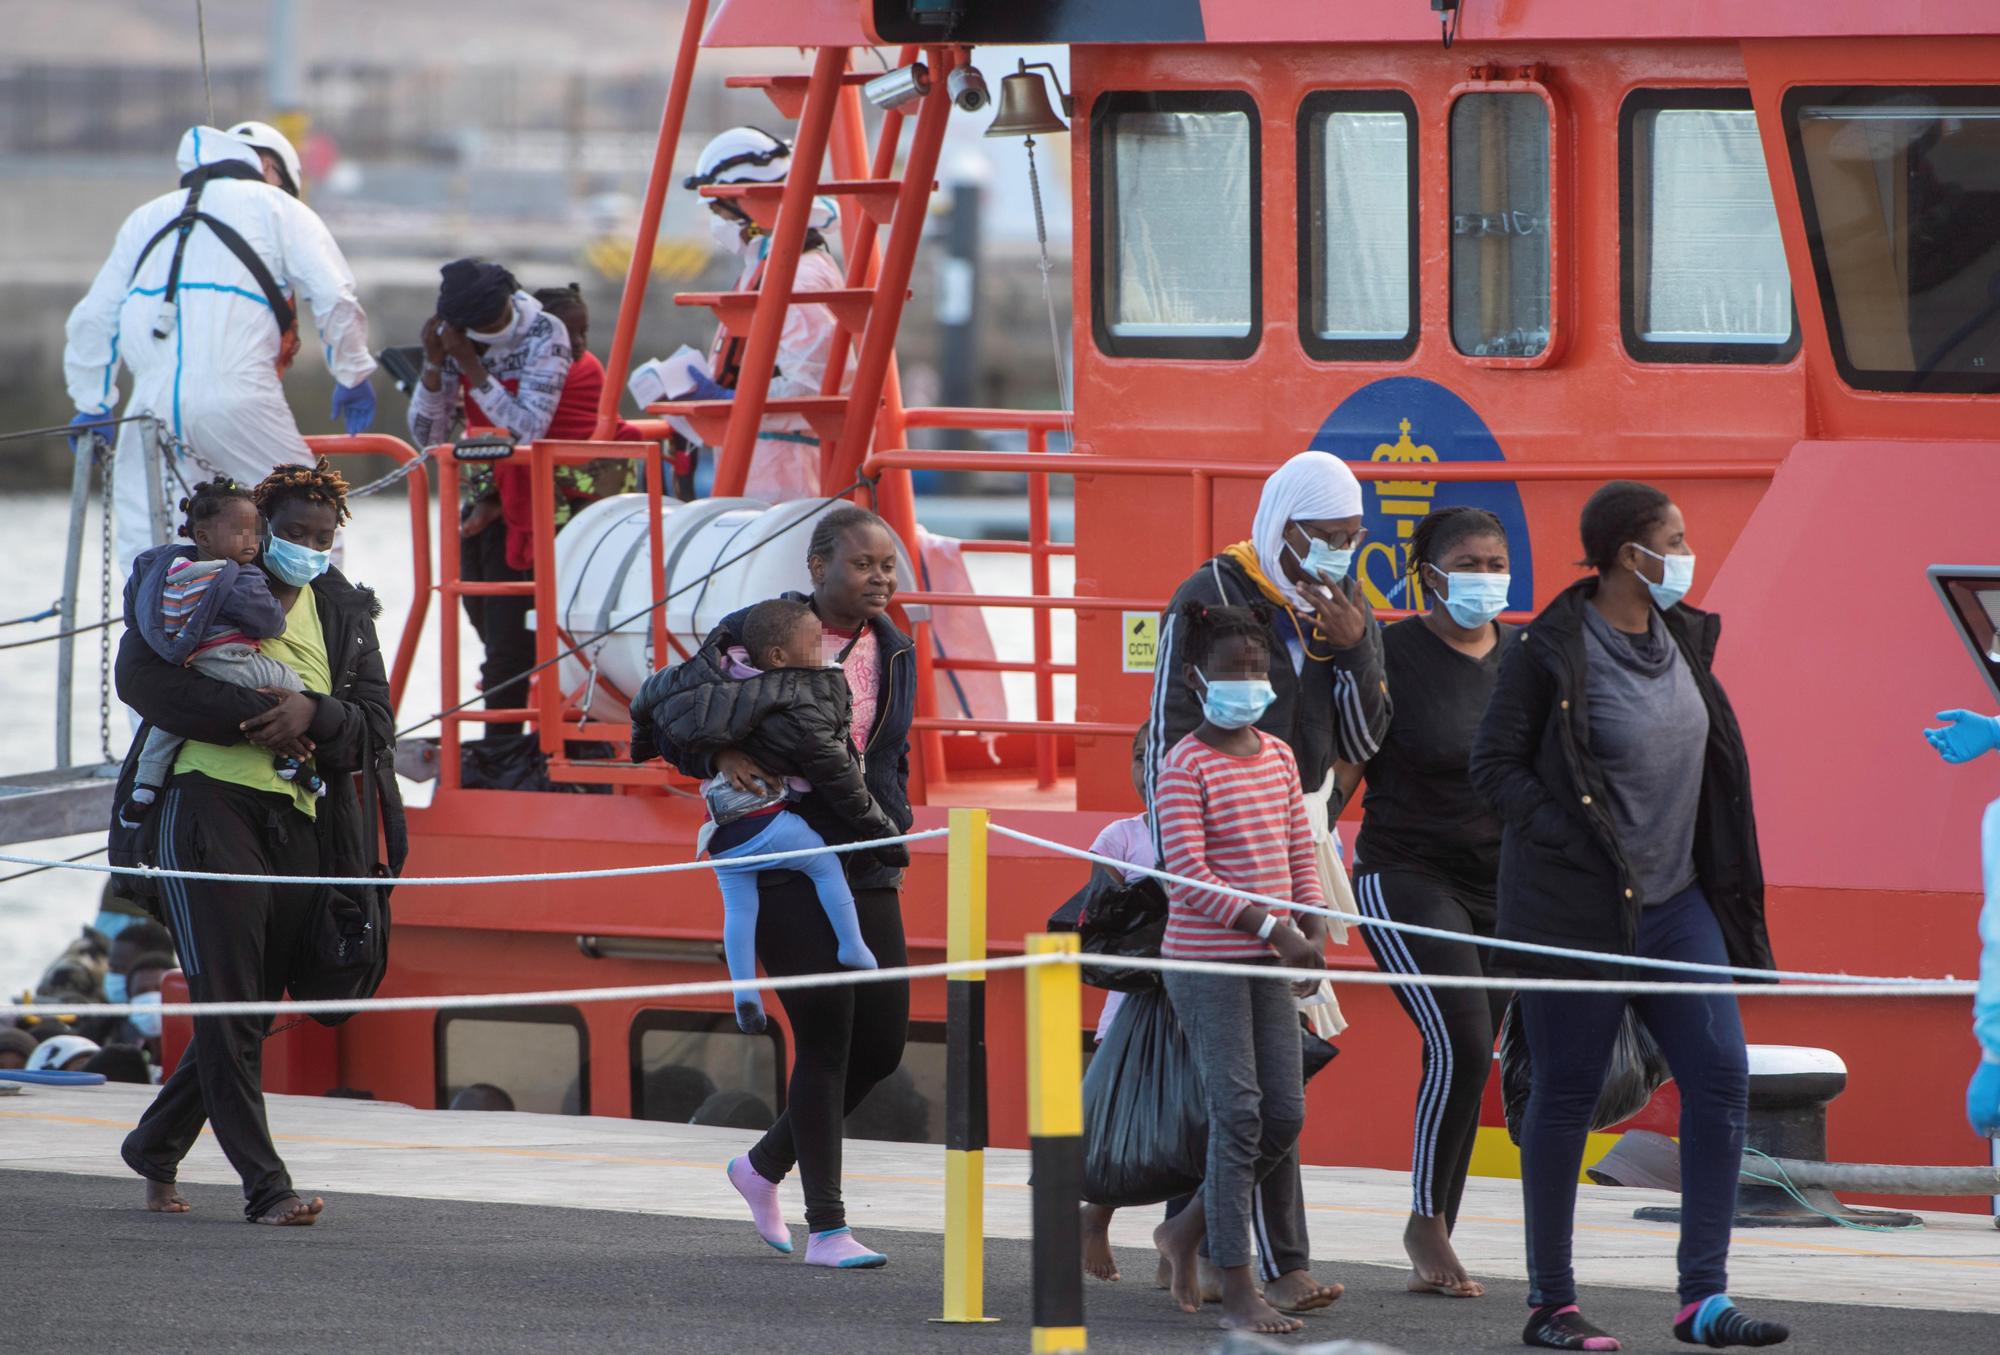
[1298,90,1418,361]
[631,1010,784,1127]
[1091,90,1261,358]
[1450,91,1552,359]
[1784,86,2000,393]
[844,1020,946,1143]
[1621,90,1798,363]
[436,1006,588,1115]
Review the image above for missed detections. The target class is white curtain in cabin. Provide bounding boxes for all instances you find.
[1315,111,1410,340]
[1110,110,1253,337]
[1642,109,1792,344]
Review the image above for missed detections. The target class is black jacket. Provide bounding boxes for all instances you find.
[637,660,897,843]
[109,564,409,907]
[1466,578,1771,978]
[632,591,916,890]
[1145,553,1390,813]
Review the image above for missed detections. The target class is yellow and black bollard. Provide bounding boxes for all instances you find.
[1025,931,1086,1354]
[937,808,999,1324]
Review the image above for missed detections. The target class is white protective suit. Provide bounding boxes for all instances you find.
[64,126,376,578]
[708,238,844,502]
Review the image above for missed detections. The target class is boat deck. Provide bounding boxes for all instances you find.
[2,1083,1996,1352]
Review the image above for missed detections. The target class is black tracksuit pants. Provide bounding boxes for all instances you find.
[461,518,534,739]
[1354,866,1510,1229]
[123,774,320,1221]
[745,874,909,1234]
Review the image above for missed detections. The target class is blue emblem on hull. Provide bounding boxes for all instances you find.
[1307,377,1533,613]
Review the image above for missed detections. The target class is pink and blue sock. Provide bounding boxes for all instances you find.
[1524,1304,1621,1351]
[804,1227,887,1269]
[726,1156,791,1253]
[1675,1295,1789,1348]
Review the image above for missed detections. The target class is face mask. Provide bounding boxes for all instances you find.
[1427,566,1512,629]
[129,990,162,1040]
[1629,543,1695,610]
[264,533,332,587]
[707,211,747,253]
[104,972,128,1005]
[1287,533,1354,585]
[1198,671,1277,730]
[464,316,512,345]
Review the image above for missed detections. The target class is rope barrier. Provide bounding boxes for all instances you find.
[1,949,1972,1023]
[0,614,123,653]
[0,827,948,890]
[0,602,62,628]
[990,824,1958,989]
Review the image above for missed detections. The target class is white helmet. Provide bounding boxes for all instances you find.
[229,120,303,196]
[27,1034,100,1073]
[685,126,792,190]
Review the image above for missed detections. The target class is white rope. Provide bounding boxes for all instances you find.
[0,828,948,889]
[991,824,1963,989]
[1,951,1973,1023]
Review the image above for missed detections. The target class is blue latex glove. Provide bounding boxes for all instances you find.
[66,409,115,453]
[685,370,735,403]
[1969,1056,2000,1137]
[1925,710,2000,764]
[331,377,377,436]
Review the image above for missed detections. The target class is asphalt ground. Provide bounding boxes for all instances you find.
[2,1169,1988,1355]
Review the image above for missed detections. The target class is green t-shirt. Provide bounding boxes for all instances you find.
[174,584,332,817]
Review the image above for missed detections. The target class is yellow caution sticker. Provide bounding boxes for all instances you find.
[1122,611,1158,674]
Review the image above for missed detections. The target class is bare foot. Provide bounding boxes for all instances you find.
[1081,1203,1120,1282]
[143,1179,190,1213]
[1153,1252,1172,1290]
[1152,1201,1205,1314]
[1219,1267,1304,1335]
[1196,1257,1227,1305]
[251,1194,324,1226]
[1265,1268,1344,1313]
[1402,1212,1482,1297]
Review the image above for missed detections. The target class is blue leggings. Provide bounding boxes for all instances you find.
[713,811,870,1022]
[1519,885,1749,1308]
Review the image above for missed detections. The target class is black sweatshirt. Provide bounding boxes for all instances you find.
[1356,617,1513,901]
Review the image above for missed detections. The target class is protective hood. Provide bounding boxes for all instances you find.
[175,125,265,179]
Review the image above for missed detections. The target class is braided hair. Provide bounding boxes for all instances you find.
[1578,480,1672,572]
[253,459,351,527]
[808,504,891,566]
[1407,505,1506,579]
[177,477,255,541]
[1177,599,1271,672]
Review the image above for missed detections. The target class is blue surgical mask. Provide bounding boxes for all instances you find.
[1629,543,1695,610]
[1288,534,1354,585]
[1427,565,1512,630]
[264,533,332,587]
[103,971,128,1005]
[129,990,163,1039]
[1197,671,1277,730]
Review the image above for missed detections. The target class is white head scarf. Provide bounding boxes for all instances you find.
[1251,451,1364,612]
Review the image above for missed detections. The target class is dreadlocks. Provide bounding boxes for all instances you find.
[253,459,351,526]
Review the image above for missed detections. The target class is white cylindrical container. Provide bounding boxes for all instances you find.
[549,495,909,719]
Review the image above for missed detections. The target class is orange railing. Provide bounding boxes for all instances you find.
[867,424,1782,769]
[304,434,431,717]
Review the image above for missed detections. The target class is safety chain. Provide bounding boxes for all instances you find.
[344,443,434,500]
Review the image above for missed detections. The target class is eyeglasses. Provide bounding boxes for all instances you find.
[1298,525,1367,552]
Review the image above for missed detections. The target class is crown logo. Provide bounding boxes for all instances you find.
[1370,418,1438,541]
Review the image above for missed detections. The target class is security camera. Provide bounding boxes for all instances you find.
[947,65,990,114]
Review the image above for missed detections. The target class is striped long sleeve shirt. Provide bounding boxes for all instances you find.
[1155,731,1326,960]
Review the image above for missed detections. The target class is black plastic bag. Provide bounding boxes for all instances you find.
[1498,997,1670,1144]
[1081,989,1207,1206]
[460,732,615,794]
[1047,865,1169,992]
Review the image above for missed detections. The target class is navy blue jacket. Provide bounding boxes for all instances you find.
[129,543,286,666]
[634,591,916,892]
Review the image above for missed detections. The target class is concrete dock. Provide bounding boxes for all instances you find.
[3,1082,1996,1352]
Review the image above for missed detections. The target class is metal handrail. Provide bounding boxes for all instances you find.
[304,434,433,718]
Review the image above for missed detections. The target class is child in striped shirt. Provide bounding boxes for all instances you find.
[1149,601,1326,1338]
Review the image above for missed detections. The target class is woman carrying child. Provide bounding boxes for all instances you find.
[642,505,915,1270]
[111,459,404,1227]
[1150,602,1327,1337]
